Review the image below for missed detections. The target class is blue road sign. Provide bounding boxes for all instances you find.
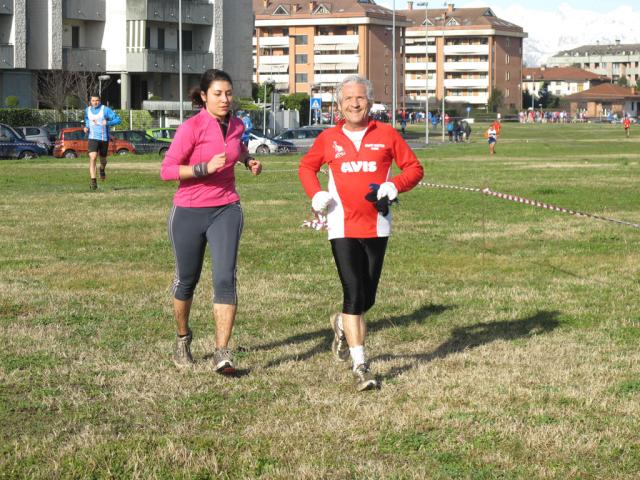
[466,106,472,113]
[310,97,322,110]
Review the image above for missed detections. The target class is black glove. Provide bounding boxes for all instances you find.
[365,183,397,216]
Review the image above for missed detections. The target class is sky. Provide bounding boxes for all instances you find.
[376,0,635,12]
[375,1,640,65]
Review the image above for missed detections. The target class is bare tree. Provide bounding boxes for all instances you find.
[35,70,99,110]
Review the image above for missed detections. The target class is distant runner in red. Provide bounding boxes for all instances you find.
[623,116,631,138]
[299,75,423,392]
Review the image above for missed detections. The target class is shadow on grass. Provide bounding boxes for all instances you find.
[374,309,561,380]
[256,303,452,369]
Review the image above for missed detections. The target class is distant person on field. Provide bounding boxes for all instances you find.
[487,125,497,155]
[623,116,631,138]
[463,121,471,142]
[84,94,121,191]
[241,112,253,146]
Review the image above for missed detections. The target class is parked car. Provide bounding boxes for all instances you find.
[111,130,169,156]
[273,127,324,149]
[15,126,53,152]
[146,128,177,143]
[41,121,84,142]
[0,123,49,159]
[247,132,297,154]
[52,127,136,158]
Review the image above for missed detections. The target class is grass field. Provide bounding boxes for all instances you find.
[1,122,639,479]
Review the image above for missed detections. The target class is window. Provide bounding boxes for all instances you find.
[506,37,511,48]
[0,125,16,141]
[182,30,193,51]
[294,35,307,45]
[505,54,510,64]
[295,54,308,64]
[145,27,151,49]
[505,88,510,97]
[273,5,289,15]
[446,18,460,26]
[313,4,330,14]
[72,26,80,48]
[505,71,510,81]
[158,28,165,50]
[26,127,41,136]
[295,73,308,83]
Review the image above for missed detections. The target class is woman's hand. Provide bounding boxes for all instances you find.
[247,158,262,176]
[207,152,227,174]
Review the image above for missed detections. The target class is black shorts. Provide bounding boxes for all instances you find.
[88,139,109,157]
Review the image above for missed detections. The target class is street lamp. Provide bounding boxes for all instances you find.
[262,79,274,135]
[392,0,396,128]
[417,2,429,144]
[178,0,183,123]
[98,74,110,102]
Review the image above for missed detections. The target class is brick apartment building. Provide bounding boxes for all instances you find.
[400,2,526,111]
[253,0,409,106]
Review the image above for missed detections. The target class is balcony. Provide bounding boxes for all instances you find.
[128,0,213,25]
[0,0,12,15]
[62,47,106,72]
[405,78,436,89]
[444,61,489,72]
[313,35,359,50]
[444,78,489,88]
[63,0,105,21]
[314,73,356,85]
[0,44,13,68]
[405,62,436,72]
[127,49,213,74]
[405,45,437,55]
[259,55,289,66]
[256,36,290,48]
[443,44,489,55]
[314,54,358,65]
[445,94,488,105]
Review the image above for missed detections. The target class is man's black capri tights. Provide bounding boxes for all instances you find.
[330,237,388,315]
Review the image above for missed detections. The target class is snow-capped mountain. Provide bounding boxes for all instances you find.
[488,3,640,66]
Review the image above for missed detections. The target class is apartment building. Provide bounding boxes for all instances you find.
[0,0,29,105]
[253,0,409,106]
[547,42,640,86]
[522,66,610,98]
[401,2,526,110]
[0,0,252,109]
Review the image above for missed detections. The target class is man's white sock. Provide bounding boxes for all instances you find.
[350,345,365,370]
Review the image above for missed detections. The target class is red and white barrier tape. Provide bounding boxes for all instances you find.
[419,181,640,229]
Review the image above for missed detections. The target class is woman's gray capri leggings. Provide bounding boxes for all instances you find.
[168,202,244,304]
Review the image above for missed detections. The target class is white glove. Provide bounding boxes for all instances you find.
[377,182,398,201]
[311,191,333,212]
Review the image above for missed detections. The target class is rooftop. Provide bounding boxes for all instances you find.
[553,43,640,58]
[564,83,640,101]
[523,67,610,83]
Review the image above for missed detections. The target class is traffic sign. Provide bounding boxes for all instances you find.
[310,96,322,110]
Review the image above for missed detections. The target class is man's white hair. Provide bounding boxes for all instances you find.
[336,75,374,105]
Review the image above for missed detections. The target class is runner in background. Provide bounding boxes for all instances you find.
[623,116,631,138]
[84,94,121,191]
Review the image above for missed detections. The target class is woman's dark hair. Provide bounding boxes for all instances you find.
[190,69,233,107]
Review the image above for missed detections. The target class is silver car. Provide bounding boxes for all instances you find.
[15,126,52,151]
[274,127,324,150]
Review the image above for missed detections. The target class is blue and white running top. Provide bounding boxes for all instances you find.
[84,104,121,141]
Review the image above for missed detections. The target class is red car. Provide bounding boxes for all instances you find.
[53,128,136,158]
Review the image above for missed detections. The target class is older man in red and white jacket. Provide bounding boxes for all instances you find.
[299,75,423,391]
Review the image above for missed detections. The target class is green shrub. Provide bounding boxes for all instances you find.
[5,96,19,108]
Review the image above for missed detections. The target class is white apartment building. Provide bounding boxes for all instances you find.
[547,42,640,86]
[0,0,253,108]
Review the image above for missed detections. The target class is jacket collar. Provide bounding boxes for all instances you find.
[335,117,377,133]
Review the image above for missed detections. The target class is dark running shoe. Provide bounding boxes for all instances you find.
[99,167,106,181]
[90,179,98,191]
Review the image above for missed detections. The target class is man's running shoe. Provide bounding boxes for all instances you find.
[352,363,378,392]
[173,330,194,368]
[213,347,236,375]
[99,167,106,181]
[90,179,98,191]
[330,312,350,362]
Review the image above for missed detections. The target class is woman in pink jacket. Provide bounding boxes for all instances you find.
[161,69,261,373]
